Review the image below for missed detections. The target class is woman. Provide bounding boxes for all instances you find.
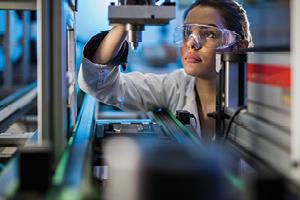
[78,0,253,141]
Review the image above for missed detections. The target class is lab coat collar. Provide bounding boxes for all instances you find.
[182,76,202,137]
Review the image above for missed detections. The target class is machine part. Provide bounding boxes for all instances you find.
[0,0,36,10]
[223,105,247,142]
[0,132,37,146]
[176,110,191,125]
[247,52,290,129]
[61,95,95,187]
[215,55,226,139]
[126,24,144,50]
[221,52,247,108]
[215,52,247,139]
[108,1,176,49]
[152,109,201,145]
[0,82,37,130]
[222,51,297,184]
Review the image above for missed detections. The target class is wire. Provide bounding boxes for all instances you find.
[223,105,247,142]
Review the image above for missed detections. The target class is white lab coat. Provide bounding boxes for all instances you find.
[78,56,201,136]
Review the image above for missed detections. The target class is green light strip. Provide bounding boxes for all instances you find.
[51,95,85,186]
[52,148,70,186]
[225,172,245,190]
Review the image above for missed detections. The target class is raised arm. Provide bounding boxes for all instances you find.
[92,24,127,65]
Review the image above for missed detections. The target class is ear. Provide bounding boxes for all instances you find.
[233,40,249,51]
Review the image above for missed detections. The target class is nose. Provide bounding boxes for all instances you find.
[186,33,202,50]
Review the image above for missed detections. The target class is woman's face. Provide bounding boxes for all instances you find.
[181,5,226,79]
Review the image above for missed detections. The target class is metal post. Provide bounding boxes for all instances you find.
[290,0,300,182]
[4,10,12,86]
[67,27,77,128]
[37,0,51,145]
[215,55,225,138]
[22,11,30,84]
[50,0,68,160]
[37,0,68,162]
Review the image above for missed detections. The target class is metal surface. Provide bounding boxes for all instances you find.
[108,3,175,49]
[21,11,31,84]
[0,0,36,10]
[225,61,230,107]
[37,0,73,160]
[247,52,290,65]
[151,110,201,146]
[220,51,294,182]
[37,0,51,145]
[0,132,36,145]
[63,95,95,187]
[247,101,290,131]
[67,28,77,127]
[50,0,68,162]
[126,24,144,50]
[290,0,300,182]
[0,83,37,123]
[226,109,290,178]
[108,5,175,23]
[222,53,247,108]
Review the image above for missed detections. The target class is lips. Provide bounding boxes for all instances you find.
[185,52,202,63]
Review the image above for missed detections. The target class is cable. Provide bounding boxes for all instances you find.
[223,105,247,142]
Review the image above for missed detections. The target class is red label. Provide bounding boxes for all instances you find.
[247,63,291,89]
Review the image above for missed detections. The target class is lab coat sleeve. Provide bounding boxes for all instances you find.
[78,57,182,111]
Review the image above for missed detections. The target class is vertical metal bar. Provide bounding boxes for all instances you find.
[238,62,246,107]
[22,11,30,84]
[51,0,67,161]
[67,27,77,127]
[224,61,230,107]
[215,61,225,138]
[37,0,51,145]
[37,0,68,162]
[290,0,300,182]
[4,10,12,86]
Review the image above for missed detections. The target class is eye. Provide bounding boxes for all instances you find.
[203,30,217,39]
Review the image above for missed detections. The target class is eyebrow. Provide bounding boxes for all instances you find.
[206,23,218,28]
[184,22,219,28]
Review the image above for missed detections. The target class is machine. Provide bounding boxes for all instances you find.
[108,0,176,49]
[1,0,300,199]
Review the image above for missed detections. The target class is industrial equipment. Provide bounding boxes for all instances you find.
[1,0,300,199]
[108,0,176,49]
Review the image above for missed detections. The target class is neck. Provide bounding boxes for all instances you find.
[195,77,216,105]
[195,77,217,141]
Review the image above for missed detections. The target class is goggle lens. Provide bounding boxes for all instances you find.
[173,24,241,49]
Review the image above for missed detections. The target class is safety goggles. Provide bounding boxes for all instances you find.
[173,24,242,50]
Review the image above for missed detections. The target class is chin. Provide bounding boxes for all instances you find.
[184,67,199,77]
[183,64,215,79]
[183,63,204,77]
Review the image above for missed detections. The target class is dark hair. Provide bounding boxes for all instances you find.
[183,0,253,47]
